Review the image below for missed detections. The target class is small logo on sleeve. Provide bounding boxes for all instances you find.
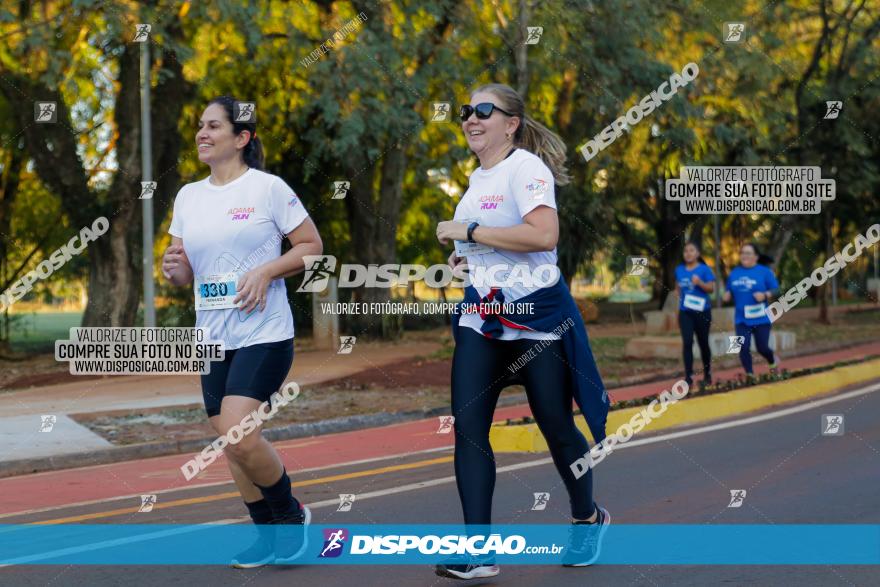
[525,178,548,200]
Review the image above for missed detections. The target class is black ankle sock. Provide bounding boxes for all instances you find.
[574,503,600,525]
[255,468,302,518]
[244,499,274,525]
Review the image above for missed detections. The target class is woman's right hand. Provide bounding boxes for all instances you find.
[162,244,192,284]
[722,291,732,303]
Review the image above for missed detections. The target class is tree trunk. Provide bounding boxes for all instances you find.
[343,144,408,338]
[81,226,142,326]
[0,29,190,328]
[515,0,530,100]
[653,181,685,308]
[817,210,833,324]
[0,145,24,344]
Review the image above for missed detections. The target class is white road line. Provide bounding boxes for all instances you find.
[302,381,880,507]
[2,382,877,568]
[3,381,878,521]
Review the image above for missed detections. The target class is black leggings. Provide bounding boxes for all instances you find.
[735,322,775,374]
[678,310,712,378]
[451,327,594,525]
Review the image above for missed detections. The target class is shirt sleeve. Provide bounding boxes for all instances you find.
[268,176,309,235]
[168,186,186,238]
[511,155,556,218]
[701,264,716,283]
[764,267,780,292]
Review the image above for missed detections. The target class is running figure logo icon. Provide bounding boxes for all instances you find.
[34,102,57,123]
[628,257,648,276]
[140,181,157,200]
[821,414,844,436]
[723,22,746,43]
[297,255,337,292]
[727,335,745,354]
[431,103,451,122]
[337,336,356,354]
[531,492,550,511]
[824,101,842,119]
[727,489,746,508]
[525,27,543,44]
[133,24,151,42]
[319,528,348,558]
[332,181,350,200]
[39,415,57,432]
[138,494,157,513]
[234,102,256,123]
[437,415,455,434]
[337,494,356,512]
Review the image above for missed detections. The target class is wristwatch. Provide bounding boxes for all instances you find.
[467,221,480,243]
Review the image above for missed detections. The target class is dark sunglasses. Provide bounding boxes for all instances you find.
[459,102,515,121]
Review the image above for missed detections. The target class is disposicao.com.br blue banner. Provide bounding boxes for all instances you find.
[1,524,878,565]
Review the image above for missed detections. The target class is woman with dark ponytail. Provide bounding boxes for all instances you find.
[435,83,610,579]
[161,96,323,567]
[723,243,780,377]
[675,241,715,387]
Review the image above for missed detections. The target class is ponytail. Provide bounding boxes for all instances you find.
[743,242,774,266]
[471,83,571,186]
[207,95,264,171]
[518,115,572,186]
[243,135,264,170]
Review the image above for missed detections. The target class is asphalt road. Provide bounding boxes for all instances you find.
[2,380,879,587]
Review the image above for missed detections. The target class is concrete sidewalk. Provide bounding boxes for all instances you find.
[0,339,443,418]
[0,339,443,465]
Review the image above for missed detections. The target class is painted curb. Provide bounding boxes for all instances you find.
[488,359,880,453]
[0,393,527,479]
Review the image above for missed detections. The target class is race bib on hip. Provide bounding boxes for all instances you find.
[683,293,707,312]
[454,218,494,257]
[194,273,239,311]
[744,302,767,319]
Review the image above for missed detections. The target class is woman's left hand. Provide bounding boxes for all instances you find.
[752,291,767,302]
[436,220,467,245]
[234,266,273,313]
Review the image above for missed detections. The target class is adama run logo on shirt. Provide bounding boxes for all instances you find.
[731,276,757,289]
[227,207,255,221]
[525,178,548,200]
[479,194,504,210]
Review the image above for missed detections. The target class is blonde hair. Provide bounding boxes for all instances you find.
[471,83,571,186]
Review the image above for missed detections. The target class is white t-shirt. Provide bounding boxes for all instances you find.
[453,149,560,341]
[168,168,309,350]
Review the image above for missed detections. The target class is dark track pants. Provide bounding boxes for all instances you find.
[451,327,595,525]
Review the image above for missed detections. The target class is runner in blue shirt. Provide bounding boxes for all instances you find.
[723,243,781,376]
[674,242,715,387]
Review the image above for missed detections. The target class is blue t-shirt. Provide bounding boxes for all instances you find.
[725,264,779,325]
[675,263,715,312]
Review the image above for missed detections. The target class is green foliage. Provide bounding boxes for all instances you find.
[1,0,877,334]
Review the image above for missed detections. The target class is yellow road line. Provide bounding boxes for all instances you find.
[33,455,453,525]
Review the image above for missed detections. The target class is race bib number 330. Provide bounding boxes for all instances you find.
[195,273,239,311]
